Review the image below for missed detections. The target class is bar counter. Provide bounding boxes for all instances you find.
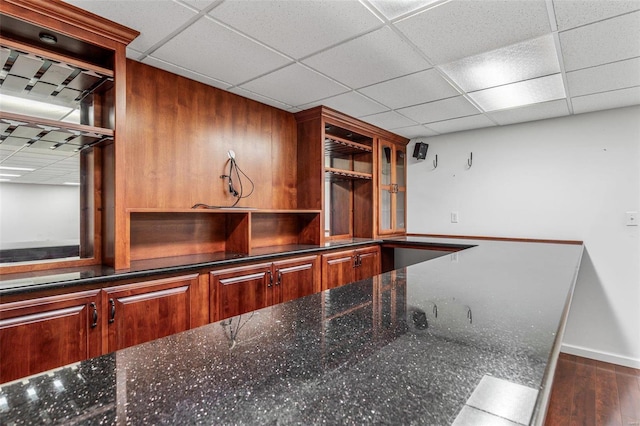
[0,238,583,425]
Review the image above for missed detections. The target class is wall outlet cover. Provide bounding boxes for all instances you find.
[626,211,638,226]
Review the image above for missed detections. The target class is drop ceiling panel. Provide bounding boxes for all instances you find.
[390,124,439,138]
[553,0,640,31]
[559,11,640,71]
[210,0,383,59]
[227,87,293,110]
[360,110,416,129]
[398,96,481,124]
[468,74,566,112]
[303,26,431,89]
[566,57,640,97]
[571,86,640,114]
[152,17,291,85]
[64,0,199,52]
[302,91,388,118]
[367,0,442,20]
[427,114,495,134]
[440,35,561,92]
[488,99,570,126]
[359,68,459,109]
[396,0,551,64]
[142,56,232,90]
[240,63,348,106]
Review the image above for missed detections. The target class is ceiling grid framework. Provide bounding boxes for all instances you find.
[24,0,640,139]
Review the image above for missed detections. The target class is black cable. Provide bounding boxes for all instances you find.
[191,154,254,209]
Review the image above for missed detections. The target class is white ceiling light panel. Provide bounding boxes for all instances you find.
[440,34,561,92]
[468,74,566,112]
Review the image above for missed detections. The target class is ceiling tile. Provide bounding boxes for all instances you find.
[359,68,459,109]
[367,0,441,20]
[440,34,560,92]
[396,0,551,63]
[301,92,388,118]
[427,114,495,134]
[152,17,291,86]
[390,124,439,138]
[227,87,293,110]
[488,99,570,125]
[210,0,382,59]
[553,0,640,31]
[398,96,480,124]
[468,74,566,112]
[359,111,416,129]
[64,0,198,52]
[180,0,217,10]
[126,47,145,61]
[239,63,348,107]
[559,11,640,71]
[143,56,231,90]
[303,26,431,89]
[571,86,640,114]
[566,57,640,97]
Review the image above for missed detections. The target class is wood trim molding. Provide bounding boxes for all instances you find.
[0,0,139,46]
[407,233,584,245]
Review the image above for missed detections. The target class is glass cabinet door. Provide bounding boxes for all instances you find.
[378,140,406,235]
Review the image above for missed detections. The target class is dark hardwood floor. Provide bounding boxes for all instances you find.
[545,353,640,426]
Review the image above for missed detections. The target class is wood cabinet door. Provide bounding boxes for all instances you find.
[322,250,355,290]
[0,290,101,384]
[211,263,271,322]
[355,246,381,281]
[273,255,320,304]
[105,274,198,352]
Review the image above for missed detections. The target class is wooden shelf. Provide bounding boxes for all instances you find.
[325,167,373,180]
[324,135,372,156]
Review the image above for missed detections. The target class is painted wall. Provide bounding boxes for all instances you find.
[0,183,80,249]
[406,105,640,368]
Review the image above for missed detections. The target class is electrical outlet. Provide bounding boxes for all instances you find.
[627,211,638,226]
[451,211,459,223]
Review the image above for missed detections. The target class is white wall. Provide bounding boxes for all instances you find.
[407,105,640,368]
[0,183,80,249]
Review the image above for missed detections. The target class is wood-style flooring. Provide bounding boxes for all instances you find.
[545,353,640,426]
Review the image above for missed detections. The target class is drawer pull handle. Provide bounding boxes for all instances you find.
[90,302,98,328]
[109,299,116,323]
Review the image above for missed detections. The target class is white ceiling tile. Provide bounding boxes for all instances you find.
[559,11,640,71]
[210,0,382,59]
[180,0,217,10]
[427,114,495,134]
[553,0,640,31]
[367,0,441,20]
[468,74,566,112]
[126,47,145,61]
[64,1,198,52]
[143,56,231,90]
[440,34,560,92]
[396,0,551,63]
[152,17,291,85]
[301,92,388,118]
[488,99,570,125]
[572,86,640,114]
[239,64,348,106]
[398,96,481,123]
[303,26,431,89]
[360,111,417,129]
[566,57,640,97]
[227,87,293,110]
[390,124,439,138]
[359,69,459,109]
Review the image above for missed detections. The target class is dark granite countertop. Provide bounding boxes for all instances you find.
[0,238,583,425]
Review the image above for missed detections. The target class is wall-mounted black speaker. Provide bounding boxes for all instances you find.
[412,142,428,160]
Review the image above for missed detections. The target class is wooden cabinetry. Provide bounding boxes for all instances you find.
[378,139,407,236]
[0,290,102,383]
[103,274,200,352]
[321,246,380,290]
[211,255,320,321]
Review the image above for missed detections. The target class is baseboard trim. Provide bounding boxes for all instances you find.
[561,343,640,369]
[407,233,583,245]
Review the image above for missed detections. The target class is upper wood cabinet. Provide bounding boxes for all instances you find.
[0,0,138,274]
[295,106,408,242]
[378,140,407,236]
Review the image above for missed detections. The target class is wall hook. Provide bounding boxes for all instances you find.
[465,306,472,324]
[467,152,473,168]
[433,154,438,169]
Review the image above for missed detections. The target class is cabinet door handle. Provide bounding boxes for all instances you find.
[267,270,273,287]
[89,302,98,328]
[357,254,362,267]
[276,270,282,286]
[108,298,116,323]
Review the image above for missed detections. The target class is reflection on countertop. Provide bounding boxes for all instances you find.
[0,239,583,425]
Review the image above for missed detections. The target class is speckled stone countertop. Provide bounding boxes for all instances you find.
[0,238,583,425]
